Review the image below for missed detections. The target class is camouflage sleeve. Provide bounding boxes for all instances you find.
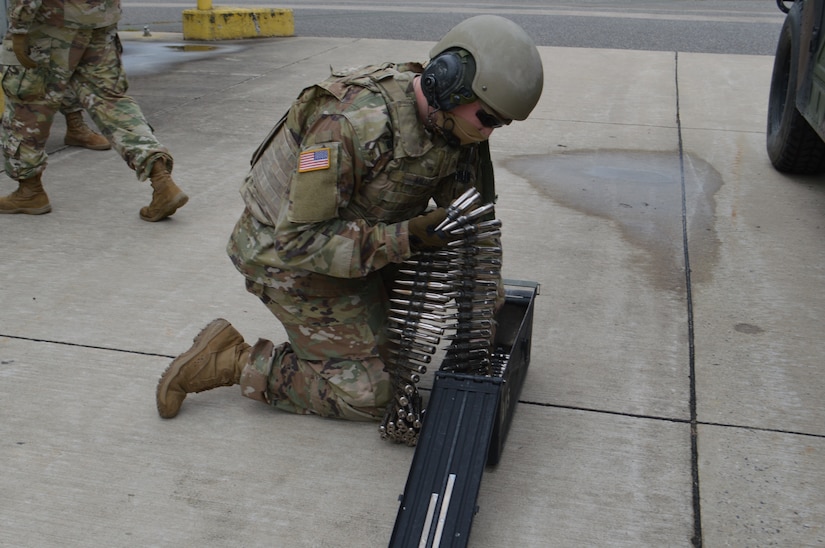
[7,0,43,33]
[274,216,412,278]
[272,103,412,279]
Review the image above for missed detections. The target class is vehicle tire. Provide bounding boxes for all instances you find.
[766,5,825,174]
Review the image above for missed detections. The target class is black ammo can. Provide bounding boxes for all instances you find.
[390,280,539,548]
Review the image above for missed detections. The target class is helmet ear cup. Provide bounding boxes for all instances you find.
[421,50,476,111]
[429,15,543,121]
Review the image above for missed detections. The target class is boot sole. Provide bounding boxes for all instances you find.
[0,204,52,215]
[156,318,231,418]
[140,192,189,222]
[64,137,112,151]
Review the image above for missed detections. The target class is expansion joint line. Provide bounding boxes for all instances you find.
[675,51,703,548]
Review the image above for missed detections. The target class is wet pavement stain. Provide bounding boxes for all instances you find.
[121,41,244,77]
[735,323,764,334]
[503,150,722,291]
[165,45,218,53]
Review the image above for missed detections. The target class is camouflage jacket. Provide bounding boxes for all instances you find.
[7,0,121,34]
[235,62,486,280]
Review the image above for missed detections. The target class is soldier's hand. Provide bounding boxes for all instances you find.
[12,34,37,69]
[408,208,455,250]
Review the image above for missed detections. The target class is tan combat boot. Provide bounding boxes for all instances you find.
[140,161,189,222]
[156,319,251,418]
[64,111,111,151]
[0,174,52,215]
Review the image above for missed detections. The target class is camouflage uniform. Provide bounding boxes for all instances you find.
[60,89,88,118]
[227,63,490,420]
[1,0,171,181]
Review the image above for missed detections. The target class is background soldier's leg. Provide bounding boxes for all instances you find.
[0,94,55,180]
[70,25,169,180]
[0,28,66,181]
[0,28,66,213]
[60,87,110,151]
[240,278,392,421]
[71,25,186,220]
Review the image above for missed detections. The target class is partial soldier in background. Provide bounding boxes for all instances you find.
[156,15,544,420]
[0,0,187,221]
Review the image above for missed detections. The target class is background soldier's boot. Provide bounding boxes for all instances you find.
[140,161,189,222]
[63,111,111,151]
[0,175,52,215]
[156,319,251,418]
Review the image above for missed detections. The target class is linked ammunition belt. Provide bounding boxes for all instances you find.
[380,188,503,446]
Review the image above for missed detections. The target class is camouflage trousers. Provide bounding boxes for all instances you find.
[228,212,394,420]
[0,24,170,181]
[60,88,87,116]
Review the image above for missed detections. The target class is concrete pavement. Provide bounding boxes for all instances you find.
[1,32,823,547]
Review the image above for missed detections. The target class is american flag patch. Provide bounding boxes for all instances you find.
[298,148,331,172]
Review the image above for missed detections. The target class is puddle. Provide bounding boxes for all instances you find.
[503,150,722,291]
[164,45,218,52]
[121,41,243,77]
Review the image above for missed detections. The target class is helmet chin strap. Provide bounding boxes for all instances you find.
[427,110,487,147]
[427,109,460,148]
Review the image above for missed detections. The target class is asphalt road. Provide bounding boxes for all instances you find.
[121,0,787,55]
